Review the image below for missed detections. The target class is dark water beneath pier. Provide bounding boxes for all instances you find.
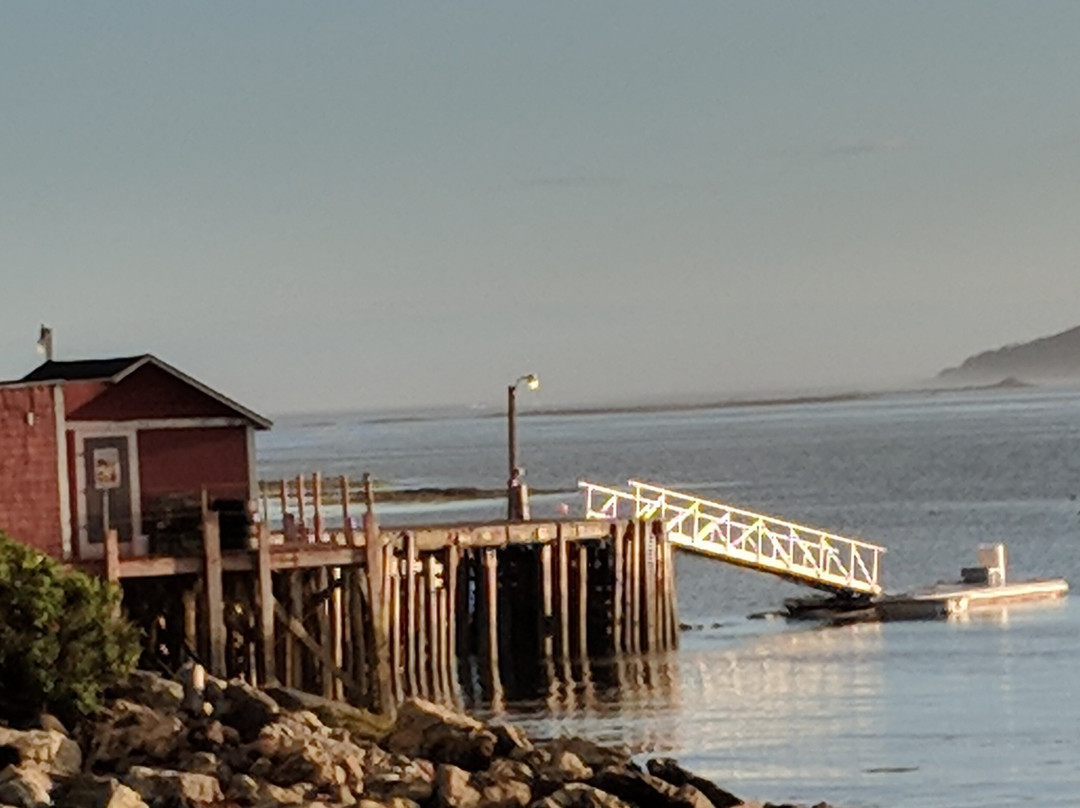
[260,388,1080,807]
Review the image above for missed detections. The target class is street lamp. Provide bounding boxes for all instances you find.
[507,373,539,519]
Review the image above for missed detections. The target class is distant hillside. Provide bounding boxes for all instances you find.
[939,325,1080,383]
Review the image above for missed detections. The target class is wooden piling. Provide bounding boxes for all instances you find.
[202,511,227,677]
[390,558,403,704]
[628,520,641,654]
[426,555,441,702]
[446,544,461,698]
[295,475,306,539]
[404,532,419,696]
[255,523,276,684]
[317,567,333,698]
[287,573,303,687]
[540,542,554,661]
[182,587,198,656]
[613,524,625,652]
[576,542,589,659]
[557,524,570,662]
[313,472,324,542]
[666,535,680,648]
[644,523,658,651]
[362,473,392,712]
[482,547,503,707]
[332,567,344,700]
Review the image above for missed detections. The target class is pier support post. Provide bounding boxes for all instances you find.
[404,532,419,696]
[576,542,589,660]
[446,544,461,701]
[202,511,227,678]
[255,523,277,684]
[482,547,504,709]
[426,555,442,702]
[628,520,642,654]
[390,555,403,704]
[557,525,570,662]
[362,473,392,712]
[540,541,554,662]
[645,521,658,652]
[417,555,430,699]
[613,523,625,652]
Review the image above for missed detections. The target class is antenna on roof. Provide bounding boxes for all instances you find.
[36,325,53,361]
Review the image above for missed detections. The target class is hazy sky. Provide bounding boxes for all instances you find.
[4,3,1079,414]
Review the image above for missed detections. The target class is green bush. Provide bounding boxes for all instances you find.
[0,532,141,722]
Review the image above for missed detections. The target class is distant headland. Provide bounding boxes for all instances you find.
[939,324,1080,384]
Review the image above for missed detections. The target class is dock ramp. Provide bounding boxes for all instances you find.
[580,480,885,596]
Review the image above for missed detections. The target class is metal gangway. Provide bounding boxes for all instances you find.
[580,480,885,596]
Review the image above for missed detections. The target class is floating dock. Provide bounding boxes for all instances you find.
[875,577,1069,621]
[782,542,1069,623]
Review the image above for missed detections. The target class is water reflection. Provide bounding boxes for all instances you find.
[948,597,1067,627]
[495,622,885,771]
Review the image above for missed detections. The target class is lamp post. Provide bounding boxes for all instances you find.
[507,373,539,519]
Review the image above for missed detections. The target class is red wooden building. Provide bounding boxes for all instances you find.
[0,355,271,561]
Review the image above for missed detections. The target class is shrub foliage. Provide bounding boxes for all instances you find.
[0,532,141,721]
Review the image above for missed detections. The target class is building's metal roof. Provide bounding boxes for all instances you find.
[14,354,272,429]
[20,356,148,383]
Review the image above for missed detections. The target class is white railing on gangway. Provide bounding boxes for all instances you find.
[579,480,884,596]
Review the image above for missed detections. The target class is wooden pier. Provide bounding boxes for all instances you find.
[95,474,680,711]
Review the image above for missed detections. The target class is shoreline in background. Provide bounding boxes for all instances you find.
[511,375,1036,419]
[270,376,1047,426]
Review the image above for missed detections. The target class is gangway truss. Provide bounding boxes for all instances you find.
[580,480,885,596]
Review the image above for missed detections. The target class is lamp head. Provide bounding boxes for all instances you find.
[513,373,540,391]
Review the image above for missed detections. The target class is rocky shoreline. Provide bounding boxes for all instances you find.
[0,668,833,808]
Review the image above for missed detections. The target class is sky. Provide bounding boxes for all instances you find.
[3,2,1080,414]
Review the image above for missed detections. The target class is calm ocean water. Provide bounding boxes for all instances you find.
[258,388,1080,808]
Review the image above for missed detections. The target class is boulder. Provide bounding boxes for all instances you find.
[384,700,496,771]
[111,672,184,715]
[0,764,52,808]
[267,744,340,789]
[0,729,81,777]
[180,751,219,776]
[222,681,280,743]
[252,714,366,793]
[123,766,223,806]
[187,719,238,752]
[34,718,67,739]
[86,701,185,767]
[53,775,149,808]
[254,781,309,806]
[543,739,630,772]
[541,783,634,808]
[225,773,260,804]
[364,756,435,802]
[536,751,591,787]
[645,759,740,808]
[435,764,482,808]
[588,767,716,808]
[265,687,392,741]
[357,800,420,808]
[479,778,531,808]
[490,725,533,758]
[480,758,533,787]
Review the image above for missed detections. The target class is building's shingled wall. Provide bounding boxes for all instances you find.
[0,385,63,558]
